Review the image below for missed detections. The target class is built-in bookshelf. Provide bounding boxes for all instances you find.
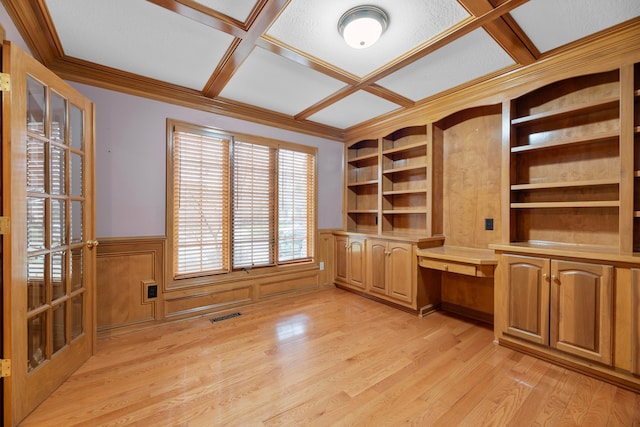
[507,69,624,251]
[344,125,442,238]
[346,139,379,233]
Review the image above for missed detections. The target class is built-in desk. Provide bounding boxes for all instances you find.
[416,246,497,323]
[416,246,497,277]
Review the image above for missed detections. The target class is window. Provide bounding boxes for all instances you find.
[167,121,316,283]
[232,141,275,269]
[171,125,230,277]
[278,149,314,262]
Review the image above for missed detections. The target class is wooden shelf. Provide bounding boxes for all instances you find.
[511,201,620,209]
[348,153,378,165]
[511,96,619,127]
[510,131,618,153]
[383,209,428,214]
[382,141,426,157]
[347,179,378,187]
[383,189,427,196]
[382,164,427,175]
[347,209,377,214]
[511,178,619,191]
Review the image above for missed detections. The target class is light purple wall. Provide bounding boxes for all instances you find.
[70,83,344,237]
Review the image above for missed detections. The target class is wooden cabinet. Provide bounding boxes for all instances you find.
[345,125,442,237]
[334,232,443,310]
[334,235,365,290]
[366,239,413,304]
[503,254,613,365]
[503,254,549,345]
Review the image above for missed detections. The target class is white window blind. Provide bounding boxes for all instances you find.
[278,149,314,262]
[173,129,229,277]
[232,141,275,268]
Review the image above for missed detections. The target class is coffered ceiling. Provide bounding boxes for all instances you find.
[2,0,639,140]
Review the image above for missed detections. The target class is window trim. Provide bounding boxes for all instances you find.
[166,119,318,290]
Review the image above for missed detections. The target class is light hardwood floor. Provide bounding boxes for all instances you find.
[20,288,640,426]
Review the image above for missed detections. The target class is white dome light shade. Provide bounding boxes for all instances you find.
[338,6,389,49]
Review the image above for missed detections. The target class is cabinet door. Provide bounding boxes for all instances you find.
[348,238,366,289]
[334,235,348,284]
[367,240,387,295]
[503,254,550,345]
[550,260,613,365]
[387,242,414,304]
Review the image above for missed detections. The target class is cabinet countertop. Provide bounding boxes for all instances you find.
[333,230,445,247]
[490,242,640,265]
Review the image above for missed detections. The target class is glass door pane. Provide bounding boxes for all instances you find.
[25,75,87,372]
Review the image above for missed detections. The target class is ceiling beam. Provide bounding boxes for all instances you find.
[201,0,289,98]
[146,0,247,38]
[457,0,537,64]
[256,37,360,85]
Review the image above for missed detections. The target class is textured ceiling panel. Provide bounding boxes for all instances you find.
[266,0,469,78]
[219,46,347,116]
[307,91,399,129]
[378,28,515,102]
[192,0,259,22]
[510,0,640,53]
[45,0,235,90]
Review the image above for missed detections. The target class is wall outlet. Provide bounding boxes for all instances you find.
[484,218,494,231]
[147,284,158,299]
[319,261,325,271]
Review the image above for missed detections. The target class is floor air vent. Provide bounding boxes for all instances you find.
[210,312,242,323]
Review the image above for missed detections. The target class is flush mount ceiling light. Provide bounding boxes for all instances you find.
[338,5,389,49]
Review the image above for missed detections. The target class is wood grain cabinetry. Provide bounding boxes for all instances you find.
[338,123,444,311]
[334,235,365,290]
[334,232,443,310]
[492,64,640,391]
[505,69,623,250]
[345,125,442,237]
[366,239,413,304]
[503,254,612,365]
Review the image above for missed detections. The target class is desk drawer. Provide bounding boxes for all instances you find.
[418,258,477,276]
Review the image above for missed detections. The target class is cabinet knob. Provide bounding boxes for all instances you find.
[543,273,549,281]
[443,264,448,271]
